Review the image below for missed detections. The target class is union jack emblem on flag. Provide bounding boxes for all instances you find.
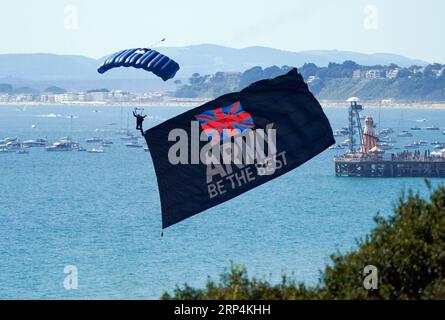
[194,101,255,143]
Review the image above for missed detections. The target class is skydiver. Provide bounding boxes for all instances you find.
[133,110,147,133]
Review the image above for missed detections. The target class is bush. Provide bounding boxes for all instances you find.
[162,181,445,300]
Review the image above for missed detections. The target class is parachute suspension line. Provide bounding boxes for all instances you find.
[149,38,166,48]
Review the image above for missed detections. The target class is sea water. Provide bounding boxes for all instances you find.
[0,104,444,299]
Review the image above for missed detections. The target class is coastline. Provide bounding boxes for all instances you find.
[1,100,445,109]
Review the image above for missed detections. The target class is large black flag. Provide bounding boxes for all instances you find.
[144,68,334,229]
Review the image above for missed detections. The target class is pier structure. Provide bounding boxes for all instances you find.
[334,98,445,177]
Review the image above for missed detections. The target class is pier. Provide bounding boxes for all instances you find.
[334,97,445,178]
[335,157,445,177]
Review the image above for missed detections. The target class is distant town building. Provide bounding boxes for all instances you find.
[110,90,132,102]
[87,91,109,101]
[307,75,319,84]
[352,69,362,79]
[432,67,445,78]
[386,68,399,79]
[54,92,78,103]
[365,70,382,79]
[410,66,424,75]
[15,94,34,102]
[0,94,10,102]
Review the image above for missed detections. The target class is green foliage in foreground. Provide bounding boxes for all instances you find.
[162,182,445,300]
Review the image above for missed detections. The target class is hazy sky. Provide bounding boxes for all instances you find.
[1,0,443,62]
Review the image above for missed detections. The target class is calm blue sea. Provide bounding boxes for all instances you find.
[0,104,444,299]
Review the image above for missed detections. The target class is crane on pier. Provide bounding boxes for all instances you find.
[346,97,364,153]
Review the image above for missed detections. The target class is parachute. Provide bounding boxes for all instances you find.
[97,48,180,81]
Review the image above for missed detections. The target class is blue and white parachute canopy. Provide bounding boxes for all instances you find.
[97,48,180,81]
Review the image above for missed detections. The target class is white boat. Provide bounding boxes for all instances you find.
[86,137,102,143]
[0,137,18,145]
[379,142,395,150]
[379,137,397,143]
[397,131,413,137]
[379,128,394,135]
[22,138,48,147]
[88,147,105,153]
[101,140,113,146]
[426,125,440,130]
[334,128,350,136]
[120,135,138,141]
[3,141,22,151]
[46,140,77,152]
[404,143,420,149]
[3,137,18,142]
[125,142,143,148]
[329,144,345,150]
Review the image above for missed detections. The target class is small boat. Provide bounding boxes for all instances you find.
[3,141,22,151]
[379,143,394,150]
[416,119,427,123]
[379,128,394,135]
[76,147,87,152]
[329,144,345,150]
[86,137,102,143]
[397,131,413,137]
[120,135,138,141]
[88,147,105,153]
[3,137,18,142]
[403,143,419,149]
[378,136,397,143]
[426,125,440,130]
[417,140,428,145]
[410,126,421,130]
[22,138,48,147]
[334,128,350,136]
[46,140,77,152]
[143,147,149,152]
[125,142,143,148]
[101,140,113,146]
